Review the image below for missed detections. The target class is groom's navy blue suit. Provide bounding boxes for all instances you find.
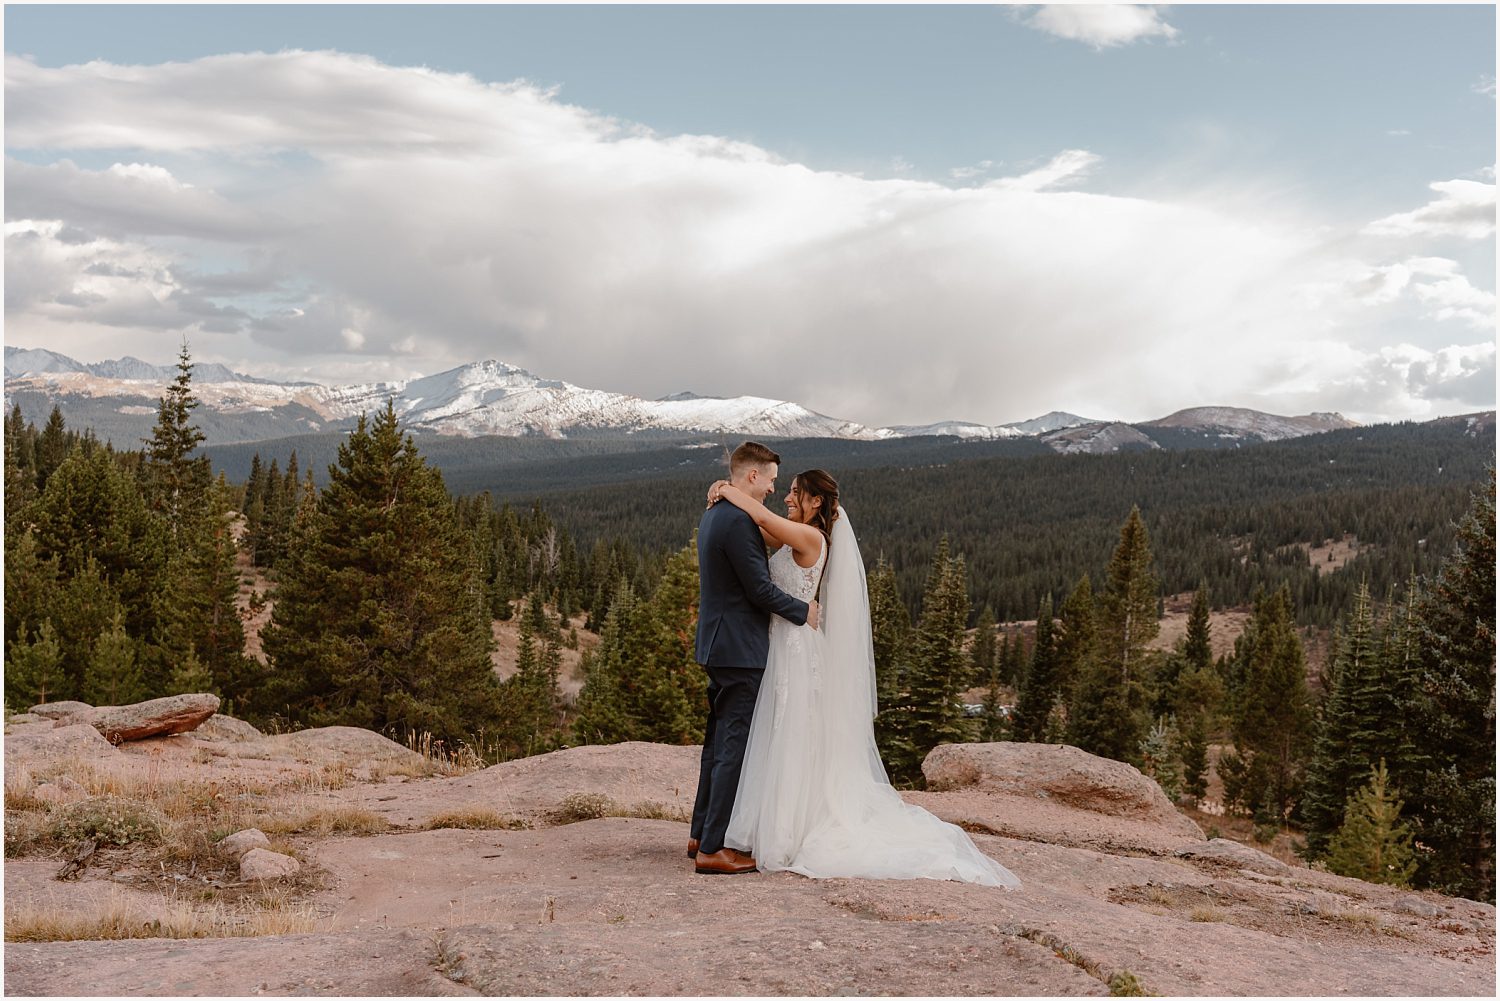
[691,500,809,856]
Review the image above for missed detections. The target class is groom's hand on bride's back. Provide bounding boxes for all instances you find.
[807,600,819,630]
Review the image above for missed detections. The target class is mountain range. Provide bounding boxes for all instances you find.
[5,345,1361,453]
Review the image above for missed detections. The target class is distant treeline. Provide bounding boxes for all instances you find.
[497,421,1494,627]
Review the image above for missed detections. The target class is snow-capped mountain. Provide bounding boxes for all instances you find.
[306,360,893,440]
[883,420,1024,440]
[1141,406,1357,439]
[4,346,1363,452]
[4,346,265,385]
[1003,411,1099,434]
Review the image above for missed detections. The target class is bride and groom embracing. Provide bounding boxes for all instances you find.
[688,441,1020,888]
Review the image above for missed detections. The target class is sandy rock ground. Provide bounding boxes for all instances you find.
[4,730,1494,997]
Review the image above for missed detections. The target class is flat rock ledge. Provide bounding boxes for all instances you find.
[49,694,221,744]
[924,741,1202,839]
[1174,837,1291,875]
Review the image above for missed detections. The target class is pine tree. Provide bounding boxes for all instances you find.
[1184,583,1213,672]
[1155,584,1210,723]
[1226,584,1313,820]
[168,650,214,695]
[1098,506,1160,694]
[969,605,998,689]
[4,404,38,532]
[1138,715,1182,802]
[142,341,210,539]
[870,556,920,777]
[150,475,248,701]
[242,453,264,515]
[6,620,65,705]
[1177,711,1210,804]
[572,581,638,745]
[1403,468,1496,901]
[3,530,59,655]
[498,608,560,757]
[642,542,707,742]
[1053,574,1098,701]
[35,405,70,492]
[1326,759,1418,888]
[1300,580,1387,857]
[906,538,973,767]
[1068,507,1159,763]
[260,402,503,744]
[1012,593,1059,743]
[84,609,146,706]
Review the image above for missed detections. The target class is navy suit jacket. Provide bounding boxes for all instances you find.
[695,501,810,668]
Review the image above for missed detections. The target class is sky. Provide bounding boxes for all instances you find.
[3,3,1495,427]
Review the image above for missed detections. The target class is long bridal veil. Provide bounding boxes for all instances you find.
[786,507,1022,888]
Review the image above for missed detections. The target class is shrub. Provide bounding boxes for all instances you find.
[552,792,613,823]
[48,796,165,847]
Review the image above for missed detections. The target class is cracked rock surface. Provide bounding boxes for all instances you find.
[5,737,1493,996]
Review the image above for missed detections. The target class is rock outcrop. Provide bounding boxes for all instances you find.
[3,729,1491,997]
[915,741,1205,855]
[195,714,263,743]
[28,701,94,721]
[1174,837,1291,875]
[257,726,423,764]
[54,694,221,744]
[5,722,118,763]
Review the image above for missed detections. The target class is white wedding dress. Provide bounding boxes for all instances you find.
[724,509,1020,888]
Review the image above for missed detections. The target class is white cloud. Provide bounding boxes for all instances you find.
[1252,340,1494,424]
[1363,177,1496,240]
[5,157,275,241]
[988,149,1100,192]
[1018,5,1180,50]
[1340,256,1494,331]
[1475,74,1496,99]
[2,50,1491,427]
[949,159,999,181]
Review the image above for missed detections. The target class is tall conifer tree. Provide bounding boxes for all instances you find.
[1403,469,1495,901]
[261,402,503,744]
[1012,593,1059,743]
[907,538,973,766]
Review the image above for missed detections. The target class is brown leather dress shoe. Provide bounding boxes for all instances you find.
[694,848,758,875]
[686,838,699,858]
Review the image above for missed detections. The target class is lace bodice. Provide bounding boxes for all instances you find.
[770,538,826,603]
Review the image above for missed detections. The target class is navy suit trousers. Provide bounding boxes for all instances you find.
[689,664,762,855]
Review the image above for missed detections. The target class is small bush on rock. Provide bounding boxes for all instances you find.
[552,792,613,823]
[48,796,165,847]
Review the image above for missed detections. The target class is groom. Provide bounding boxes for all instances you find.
[689,441,818,875]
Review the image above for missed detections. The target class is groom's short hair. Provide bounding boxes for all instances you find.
[730,441,781,476]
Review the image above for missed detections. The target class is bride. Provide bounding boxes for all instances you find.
[706,469,1020,888]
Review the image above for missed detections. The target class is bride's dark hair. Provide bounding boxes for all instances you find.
[793,469,840,541]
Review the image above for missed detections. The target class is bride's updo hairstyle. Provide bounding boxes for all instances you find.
[793,468,840,540]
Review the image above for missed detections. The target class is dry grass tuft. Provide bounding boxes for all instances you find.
[404,730,491,777]
[424,807,531,831]
[4,810,51,857]
[1327,909,1384,931]
[256,806,389,837]
[1189,906,1227,923]
[549,793,690,825]
[4,770,44,813]
[613,800,690,822]
[5,886,325,942]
